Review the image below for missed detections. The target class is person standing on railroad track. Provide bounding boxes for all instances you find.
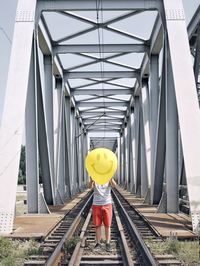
[89,177,116,252]
[85,148,118,252]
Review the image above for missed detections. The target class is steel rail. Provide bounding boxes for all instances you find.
[112,189,158,266]
[68,205,134,265]
[68,210,92,265]
[113,205,134,265]
[45,193,93,266]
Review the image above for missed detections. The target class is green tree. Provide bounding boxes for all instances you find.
[18,145,26,184]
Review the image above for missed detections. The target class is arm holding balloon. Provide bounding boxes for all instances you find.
[88,177,94,189]
[109,178,116,188]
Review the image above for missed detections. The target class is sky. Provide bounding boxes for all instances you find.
[0,0,199,123]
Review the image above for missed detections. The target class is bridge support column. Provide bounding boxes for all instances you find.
[165,42,178,213]
[163,0,200,230]
[0,0,37,233]
[25,41,39,213]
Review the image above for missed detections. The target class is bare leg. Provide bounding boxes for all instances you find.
[105,226,111,244]
[95,226,101,243]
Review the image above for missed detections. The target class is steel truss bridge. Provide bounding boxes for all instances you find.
[0,0,200,234]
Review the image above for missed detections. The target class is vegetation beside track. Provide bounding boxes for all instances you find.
[0,237,41,266]
[146,237,200,265]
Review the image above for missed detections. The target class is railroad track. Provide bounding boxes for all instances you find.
[113,188,182,265]
[24,188,182,265]
[60,189,159,266]
[62,206,135,265]
[60,189,182,265]
[24,191,93,266]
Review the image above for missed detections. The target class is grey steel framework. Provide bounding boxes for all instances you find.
[0,0,200,234]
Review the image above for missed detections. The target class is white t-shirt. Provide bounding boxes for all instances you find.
[93,182,112,206]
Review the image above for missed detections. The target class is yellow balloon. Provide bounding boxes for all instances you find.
[85,148,118,185]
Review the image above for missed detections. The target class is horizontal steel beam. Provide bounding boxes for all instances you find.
[91,141,117,144]
[38,0,160,11]
[85,122,122,127]
[77,102,129,107]
[72,89,133,95]
[64,71,139,79]
[80,111,126,116]
[90,138,118,141]
[88,124,121,128]
[87,129,120,132]
[53,44,149,54]
[83,118,123,123]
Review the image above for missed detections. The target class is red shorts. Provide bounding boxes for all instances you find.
[92,204,112,227]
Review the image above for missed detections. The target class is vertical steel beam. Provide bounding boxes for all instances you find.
[163,0,200,229]
[55,80,65,202]
[86,132,89,182]
[64,96,72,196]
[130,110,136,192]
[70,108,76,194]
[141,79,151,197]
[76,119,82,190]
[81,127,85,188]
[127,115,133,190]
[123,131,126,186]
[53,79,59,180]
[44,55,55,196]
[150,54,159,198]
[152,49,166,204]
[134,97,141,195]
[83,132,88,185]
[80,131,84,188]
[140,98,149,197]
[63,114,70,198]
[117,136,121,184]
[194,27,200,83]
[80,132,84,186]
[25,40,39,213]
[124,126,129,187]
[120,133,124,185]
[36,48,54,205]
[0,0,37,233]
[165,41,178,213]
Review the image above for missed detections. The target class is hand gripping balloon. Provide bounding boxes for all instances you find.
[85,148,118,185]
